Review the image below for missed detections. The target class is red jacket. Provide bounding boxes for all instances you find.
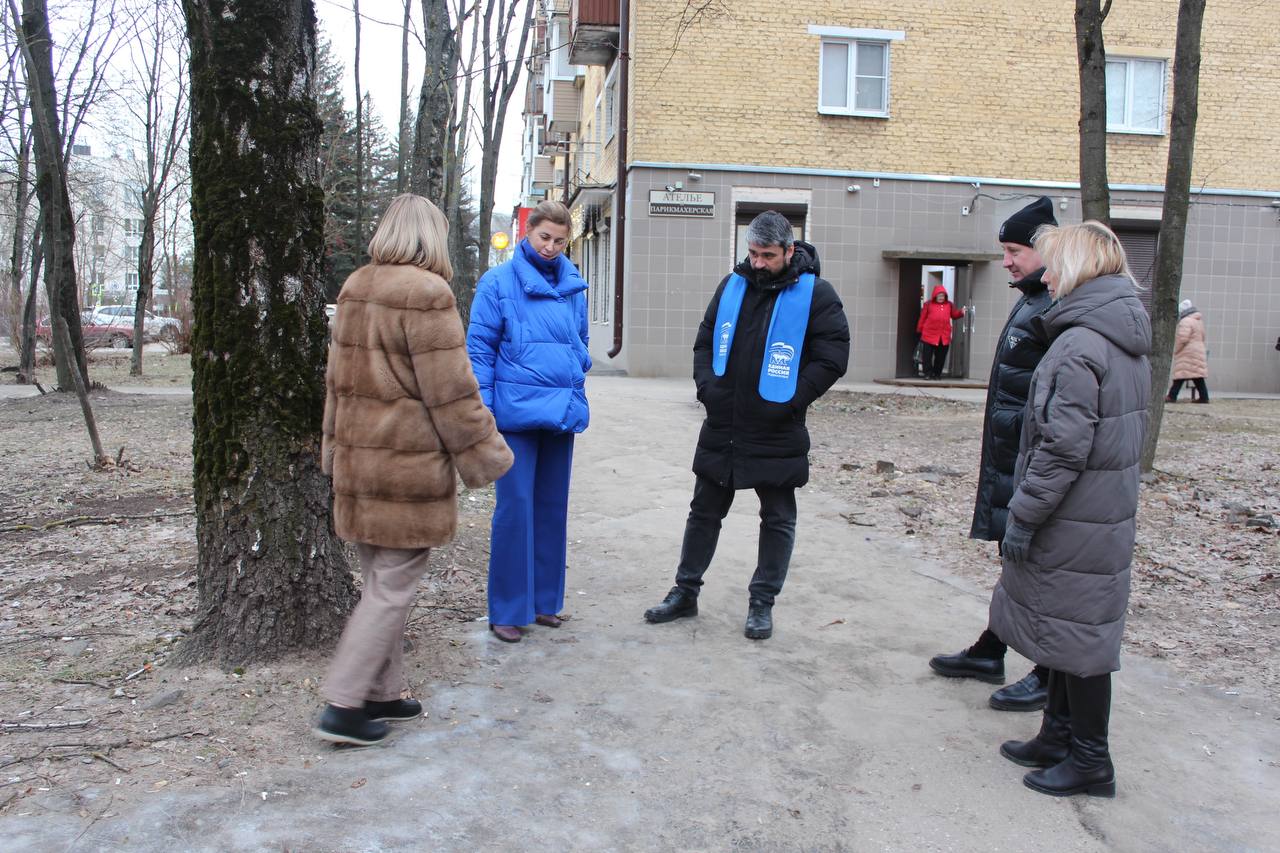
[916,284,964,346]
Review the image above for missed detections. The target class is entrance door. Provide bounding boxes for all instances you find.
[947,265,973,379]
[896,260,972,379]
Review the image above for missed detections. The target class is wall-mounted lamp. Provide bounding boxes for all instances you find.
[846,184,861,193]
[1060,197,1070,210]
[1271,199,1280,207]
[663,181,684,192]
[687,172,702,182]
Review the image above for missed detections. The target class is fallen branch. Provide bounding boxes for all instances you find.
[0,509,195,534]
[0,718,93,731]
[53,677,113,689]
[91,752,129,773]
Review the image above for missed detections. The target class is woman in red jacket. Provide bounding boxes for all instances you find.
[917,284,965,379]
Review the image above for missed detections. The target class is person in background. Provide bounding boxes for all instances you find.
[317,194,513,746]
[467,200,591,644]
[1167,298,1209,403]
[990,220,1151,798]
[929,196,1058,713]
[916,284,965,379]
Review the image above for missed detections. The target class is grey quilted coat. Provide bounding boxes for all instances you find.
[989,274,1151,677]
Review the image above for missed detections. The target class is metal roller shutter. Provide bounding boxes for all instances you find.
[1115,228,1158,315]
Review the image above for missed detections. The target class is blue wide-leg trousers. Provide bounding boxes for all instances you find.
[487,429,574,626]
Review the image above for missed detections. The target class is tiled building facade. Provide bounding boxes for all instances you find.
[522,0,1280,392]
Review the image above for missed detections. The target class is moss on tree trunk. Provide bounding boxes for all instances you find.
[181,0,355,667]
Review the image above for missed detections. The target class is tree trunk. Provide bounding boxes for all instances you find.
[410,0,456,205]
[19,229,41,382]
[1075,0,1112,225]
[1140,0,1206,473]
[352,0,365,262]
[19,0,88,391]
[395,0,411,193]
[52,310,106,465]
[130,215,156,376]
[180,0,355,667]
[475,0,533,281]
[9,108,32,378]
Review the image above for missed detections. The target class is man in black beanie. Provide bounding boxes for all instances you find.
[928,196,1057,712]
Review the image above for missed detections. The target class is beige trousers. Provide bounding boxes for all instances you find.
[323,543,432,708]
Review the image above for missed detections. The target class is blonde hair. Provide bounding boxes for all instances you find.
[527,200,571,230]
[1033,220,1135,299]
[367,194,453,279]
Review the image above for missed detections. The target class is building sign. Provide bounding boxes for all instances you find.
[648,190,715,217]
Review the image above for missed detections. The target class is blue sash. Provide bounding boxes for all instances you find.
[711,272,815,402]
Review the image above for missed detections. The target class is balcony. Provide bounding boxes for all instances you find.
[545,78,581,134]
[568,0,619,66]
[524,78,544,115]
[531,156,555,189]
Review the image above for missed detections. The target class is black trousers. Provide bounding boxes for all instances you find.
[971,627,1050,682]
[921,341,949,378]
[1168,377,1208,402]
[674,474,797,606]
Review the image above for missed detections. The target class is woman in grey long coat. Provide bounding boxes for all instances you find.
[988,221,1151,798]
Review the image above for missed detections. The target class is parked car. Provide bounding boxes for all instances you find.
[36,310,135,349]
[91,305,180,342]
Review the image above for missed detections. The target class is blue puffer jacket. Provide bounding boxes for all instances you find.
[466,240,591,434]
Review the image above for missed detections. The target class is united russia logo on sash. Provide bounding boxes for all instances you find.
[766,341,795,379]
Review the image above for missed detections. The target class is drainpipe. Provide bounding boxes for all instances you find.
[607,0,629,359]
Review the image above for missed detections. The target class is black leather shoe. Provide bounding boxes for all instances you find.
[929,649,1005,684]
[990,669,1048,711]
[313,704,389,746]
[644,586,698,623]
[365,697,423,722]
[744,601,772,640]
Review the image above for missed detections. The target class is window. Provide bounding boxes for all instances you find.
[808,26,904,117]
[1106,57,1166,134]
[124,218,143,237]
[125,272,140,289]
[604,63,618,141]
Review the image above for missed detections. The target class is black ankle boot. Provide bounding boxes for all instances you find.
[1024,673,1115,797]
[644,586,698,623]
[313,704,389,746]
[1001,669,1070,767]
[744,600,772,640]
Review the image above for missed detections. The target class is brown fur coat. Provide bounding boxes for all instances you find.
[322,264,513,548]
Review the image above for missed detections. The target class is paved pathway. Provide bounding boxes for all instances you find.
[5,376,1278,851]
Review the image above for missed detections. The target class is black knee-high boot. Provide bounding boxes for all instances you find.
[1023,672,1115,798]
[1000,669,1070,767]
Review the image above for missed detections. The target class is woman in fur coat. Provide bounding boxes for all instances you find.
[315,195,513,745]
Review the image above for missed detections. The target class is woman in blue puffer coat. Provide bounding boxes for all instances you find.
[466,201,590,643]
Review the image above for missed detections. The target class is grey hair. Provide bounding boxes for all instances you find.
[745,210,794,249]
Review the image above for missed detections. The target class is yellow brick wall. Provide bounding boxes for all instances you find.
[625,0,1280,190]
[573,65,619,184]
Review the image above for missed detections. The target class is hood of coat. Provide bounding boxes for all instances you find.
[512,240,588,299]
[1012,267,1048,296]
[1035,273,1152,357]
[1179,303,1200,321]
[928,283,950,303]
[733,240,821,291]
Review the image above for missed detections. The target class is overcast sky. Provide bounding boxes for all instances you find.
[313,0,528,220]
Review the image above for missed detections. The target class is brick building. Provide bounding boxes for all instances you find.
[521,0,1280,392]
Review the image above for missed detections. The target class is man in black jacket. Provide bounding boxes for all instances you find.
[928,196,1057,711]
[644,211,850,640]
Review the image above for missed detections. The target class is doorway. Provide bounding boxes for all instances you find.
[896,260,973,379]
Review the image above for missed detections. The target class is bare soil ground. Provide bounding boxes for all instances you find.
[806,390,1280,698]
[0,375,1275,822]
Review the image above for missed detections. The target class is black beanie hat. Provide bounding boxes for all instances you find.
[998,196,1058,248]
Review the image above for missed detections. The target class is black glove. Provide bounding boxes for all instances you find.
[1002,518,1034,566]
